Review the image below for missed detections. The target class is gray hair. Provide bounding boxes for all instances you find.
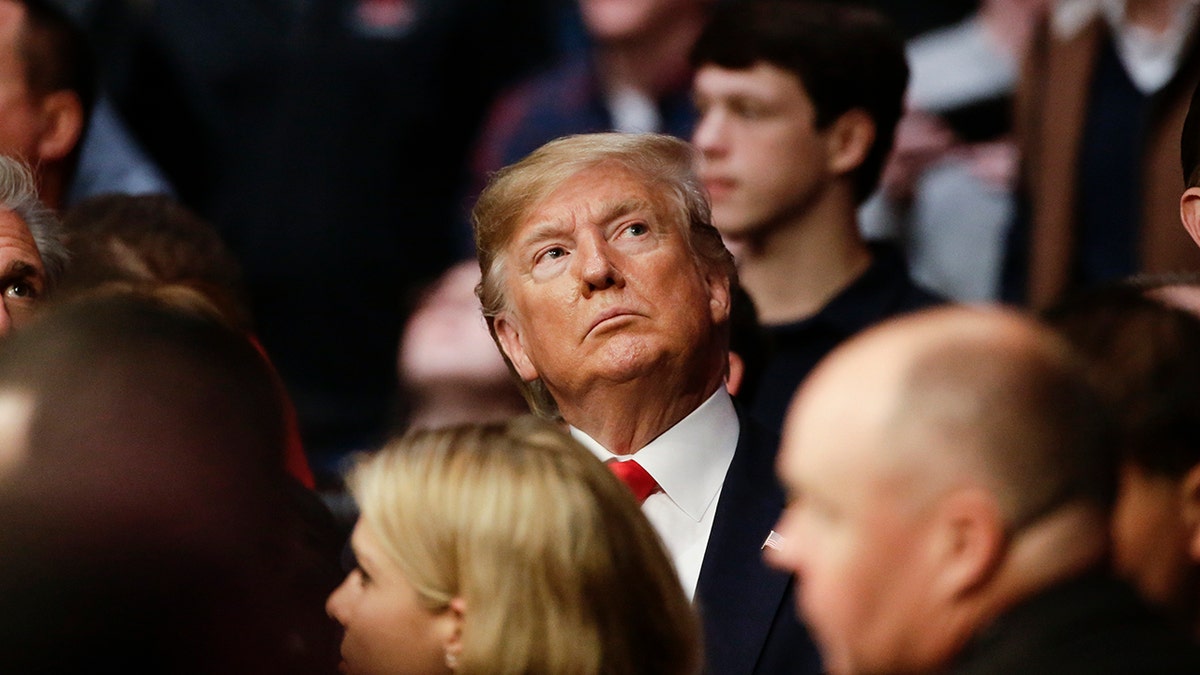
[0,155,67,289]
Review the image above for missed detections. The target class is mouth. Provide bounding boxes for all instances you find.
[588,307,640,336]
[701,176,735,200]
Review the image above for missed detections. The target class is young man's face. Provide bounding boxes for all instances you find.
[692,62,838,245]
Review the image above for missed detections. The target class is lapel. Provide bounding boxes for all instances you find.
[1027,17,1100,308]
[693,411,795,675]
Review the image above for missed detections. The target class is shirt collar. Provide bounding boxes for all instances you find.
[572,387,740,521]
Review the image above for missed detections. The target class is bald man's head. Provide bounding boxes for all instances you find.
[767,307,1116,675]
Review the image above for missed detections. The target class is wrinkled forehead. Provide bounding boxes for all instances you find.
[0,209,42,272]
[504,161,678,242]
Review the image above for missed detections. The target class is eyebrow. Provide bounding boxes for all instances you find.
[515,197,657,250]
[0,261,43,287]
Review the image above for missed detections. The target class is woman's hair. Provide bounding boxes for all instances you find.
[347,415,702,675]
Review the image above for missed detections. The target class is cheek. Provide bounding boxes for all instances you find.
[1111,486,1187,604]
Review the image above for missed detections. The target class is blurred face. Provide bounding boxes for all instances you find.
[0,1,44,163]
[492,163,729,402]
[693,62,836,245]
[0,209,45,335]
[400,261,509,385]
[326,521,453,675]
[1111,463,1197,619]
[578,0,702,44]
[767,380,939,675]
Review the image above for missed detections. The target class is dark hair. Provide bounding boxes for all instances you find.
[18,0,96,115]
[1182,79,1200,187]
[728,282,770,404]
[1043,281,1200,478]
[59,193,252,331]
[0,296,341,673]
[691,0,908,202]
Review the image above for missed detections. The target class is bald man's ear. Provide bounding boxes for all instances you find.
[825,108,875,177]
[1180,187,1200,249]
[493,313,539,383]
[930,488,1006,601]
[35,90,84,163]
[1179,463,1200,562]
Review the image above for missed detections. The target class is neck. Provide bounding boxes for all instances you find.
[595,8,706,99]
[37,168,64,213]
[733,187,871,324]
[979,0,1043,59]
[1125,0,1177,34]
[933,504,1110,667]
[555,369,724,456]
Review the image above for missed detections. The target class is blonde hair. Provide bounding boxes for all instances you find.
[471,133,735,418]
[347,415,702,675]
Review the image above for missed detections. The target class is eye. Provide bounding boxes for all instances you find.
[535,245,568,267]
[354,565,372,588]
[5,281,36,300]
[731,99,767,120]
[625,222,649,236]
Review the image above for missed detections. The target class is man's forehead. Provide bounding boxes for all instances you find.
[0,209,42,270]
[512,168,667,239]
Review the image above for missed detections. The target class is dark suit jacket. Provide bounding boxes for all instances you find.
[949,570,1200,674]
[694,411,822,675]
[1017,11,1200,308]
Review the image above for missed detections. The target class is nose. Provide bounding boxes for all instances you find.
[692,108,727,159]
[325,575,351,625]
[575,231,624,295]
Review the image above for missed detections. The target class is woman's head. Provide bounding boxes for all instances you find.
[326,415,701,675]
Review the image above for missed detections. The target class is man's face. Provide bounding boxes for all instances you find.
[0,208,44,335]
[492,163,729,404]
[1110,463,1197,618]
[0,1,45,163]
[768,373,938,675]
[692,62,836,245]
[578,0,701,44]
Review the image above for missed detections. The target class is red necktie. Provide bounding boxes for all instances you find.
[607,459,661,504]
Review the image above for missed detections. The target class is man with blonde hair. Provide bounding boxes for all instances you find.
[770,306,1200,673]
[473,132,819,674]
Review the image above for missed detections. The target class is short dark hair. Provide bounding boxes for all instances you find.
[1043,281,1200,479]
[18,0,96,115]
[691,0,908,203]
[1181,79,1200,187]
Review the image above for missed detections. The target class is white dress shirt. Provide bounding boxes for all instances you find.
[1053,0,1200,94]
[571,387,740,601]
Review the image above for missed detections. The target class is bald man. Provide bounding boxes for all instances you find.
[768,307,1200,674]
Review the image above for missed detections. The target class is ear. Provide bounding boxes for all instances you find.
[824,108,876,177]
[725,351,746,396]
[1179,463,1200,562]
[1180,187,1200,249]
[493,313,539,382]
[440,597,466,667]
[34,90,84,163]
[928,488,1006,601]
[706,269,732,326]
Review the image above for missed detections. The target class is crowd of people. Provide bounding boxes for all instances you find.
[4,0,1200,672]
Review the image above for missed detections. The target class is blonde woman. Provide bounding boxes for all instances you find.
[326,415,701,675]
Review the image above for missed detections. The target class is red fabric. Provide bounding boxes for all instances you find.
[248,334,316,489]
[607,459,661,504]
